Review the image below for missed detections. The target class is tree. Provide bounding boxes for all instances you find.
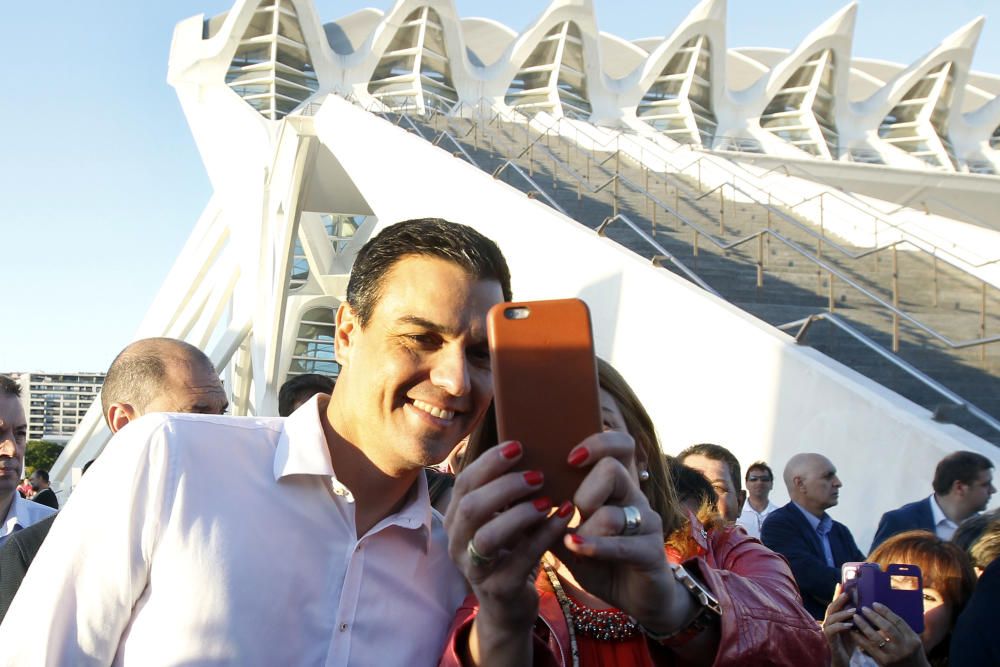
[25,440,64,475]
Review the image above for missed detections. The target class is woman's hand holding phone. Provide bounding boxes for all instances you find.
[553,430,684,635]
[445,439,573,666]
[824,585,929,667]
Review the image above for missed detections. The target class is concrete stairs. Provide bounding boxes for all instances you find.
[391,111,1000,444]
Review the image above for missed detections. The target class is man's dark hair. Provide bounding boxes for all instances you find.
[679,443,743,494]
[666,456,717,513]
[33,469,49,483]
[746,461,774,482]
[100,338,214,420]
[0,375,21,398]
[346,218,512,328]
[933,451,994,495]
[278,374,335,417]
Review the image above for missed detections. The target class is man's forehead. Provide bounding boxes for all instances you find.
[0,395,26,423]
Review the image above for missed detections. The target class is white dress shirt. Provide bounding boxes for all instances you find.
[0,396,467,666]
[929,494,960,541]
[735,498,778,540]
[0,491,57,546]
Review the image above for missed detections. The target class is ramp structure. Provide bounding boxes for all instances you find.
[52,0,1000,547]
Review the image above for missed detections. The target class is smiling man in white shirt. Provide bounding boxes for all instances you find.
[0,219,512,666]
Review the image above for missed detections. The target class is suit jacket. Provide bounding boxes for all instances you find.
[761,502,865,620]
[869,497,935,553]
[0,514,56,624]
[31,488,58,510]
[950,556,1000,665]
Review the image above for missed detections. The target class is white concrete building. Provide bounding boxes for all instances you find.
[51,0,1000,547]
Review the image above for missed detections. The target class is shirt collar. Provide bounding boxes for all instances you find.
[929,494,957,529]
[272,394,434,549]
[274,394,335,481]
[792,500,830,533]
[743,499,777,516]
[2,492,30,540]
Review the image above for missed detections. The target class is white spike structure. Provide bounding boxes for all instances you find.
[51,0,1000,548]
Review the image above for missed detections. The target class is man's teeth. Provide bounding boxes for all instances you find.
[412,399,455,420]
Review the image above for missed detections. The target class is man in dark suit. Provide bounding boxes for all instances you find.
[870,451,995,553]
[0,338,228,623]
[761,453,864,620]
[28,470,58,509]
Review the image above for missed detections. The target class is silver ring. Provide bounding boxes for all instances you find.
[877,640,887,649]
[621,505,642,536]
[467,539,496,567]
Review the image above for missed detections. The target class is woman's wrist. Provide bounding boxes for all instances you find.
[468,610,535,667]
[637,563,721,645]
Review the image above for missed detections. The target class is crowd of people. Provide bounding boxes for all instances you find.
[0,217,997,666]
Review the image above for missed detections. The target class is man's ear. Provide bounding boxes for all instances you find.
[107,403,138,434]
[738,489,748,509]
[334,302,357,368]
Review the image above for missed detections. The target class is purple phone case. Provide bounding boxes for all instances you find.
[852,563,925,634]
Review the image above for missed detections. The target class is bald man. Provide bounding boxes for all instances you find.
[760,453,864,619]
[0,337,227,622]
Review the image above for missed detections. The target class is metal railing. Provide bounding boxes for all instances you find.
[779,312,1000,436]
[597,214,719,296]
[354,100,1000,436]
[443,110,1000,356]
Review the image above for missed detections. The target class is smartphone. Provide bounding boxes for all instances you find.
[487,298,602,505]
[841,562,924,633]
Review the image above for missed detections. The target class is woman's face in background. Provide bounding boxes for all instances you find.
[920,587,953,652]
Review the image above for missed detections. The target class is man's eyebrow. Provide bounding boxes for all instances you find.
[396,315,459,336]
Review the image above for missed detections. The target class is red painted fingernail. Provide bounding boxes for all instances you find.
[567,447,589,466]
[533,497,552,512]
[569,533,585,545]
[500,441,522,459]
[523,470,544,486]
[557,501,574,518]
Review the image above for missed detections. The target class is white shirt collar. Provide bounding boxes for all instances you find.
[929,494,957,529]
[1,491,57,542]
[272,394,434,550]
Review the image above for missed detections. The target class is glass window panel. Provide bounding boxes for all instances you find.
[371,55,417,82]
[277,13,305,43]
[242,12,274,40]
[386,25,420,53]
[232,45,272,67]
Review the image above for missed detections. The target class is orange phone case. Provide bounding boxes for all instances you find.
[487,298,602,505]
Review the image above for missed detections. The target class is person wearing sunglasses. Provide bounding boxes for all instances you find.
[737,462,778,539]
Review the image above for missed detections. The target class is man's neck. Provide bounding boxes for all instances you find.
[793,499,825,520]
[748,495,770,513]
[321,404,422,538]
[933,493,968,524]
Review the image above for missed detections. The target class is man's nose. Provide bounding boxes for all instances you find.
[430,346,471,397]
[833,476,842,488]
[0,432,15,457]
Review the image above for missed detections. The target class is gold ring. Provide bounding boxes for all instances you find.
[467,539,496,567]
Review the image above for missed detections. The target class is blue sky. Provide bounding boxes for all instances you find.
[3,0,998,372]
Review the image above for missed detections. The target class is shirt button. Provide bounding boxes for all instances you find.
[339,623,348,632]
